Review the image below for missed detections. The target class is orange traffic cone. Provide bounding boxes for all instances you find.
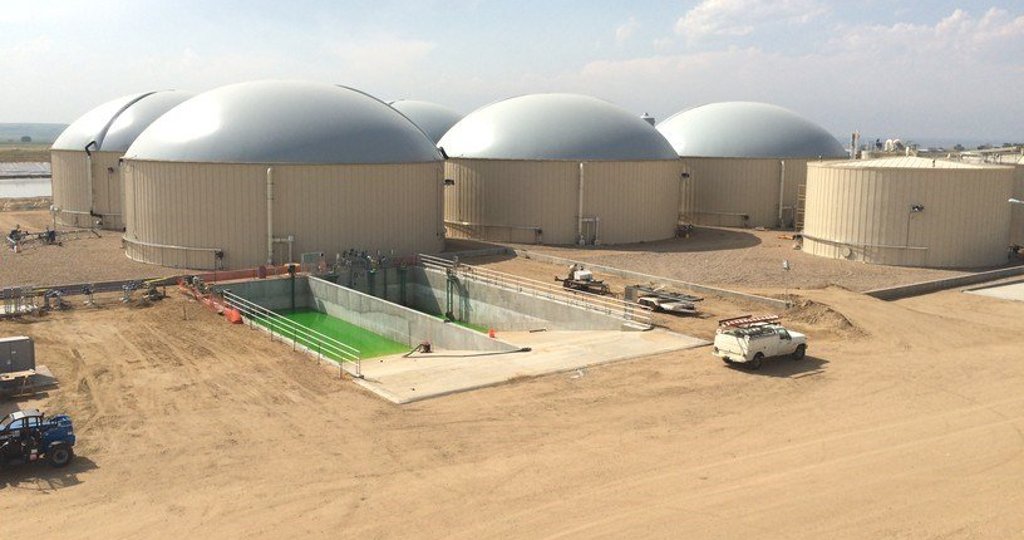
[488,328,496,338]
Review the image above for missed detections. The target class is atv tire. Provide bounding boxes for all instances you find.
[48,445,73,468]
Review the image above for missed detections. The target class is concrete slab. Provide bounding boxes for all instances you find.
[354,329,709,404]
[965,281,1024,302]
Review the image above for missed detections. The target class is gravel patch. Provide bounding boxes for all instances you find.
[500,227,1014,292]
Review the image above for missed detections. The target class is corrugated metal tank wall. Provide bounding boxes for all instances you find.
[583,160,681,244]
[444,159,680,245]
[51,150,91,228]
[802,164,1013,268]
[680,157,809,228]
[50,150,125,230]
[90,152,125,230]
[124,161,444,269]
[445,159,577,243]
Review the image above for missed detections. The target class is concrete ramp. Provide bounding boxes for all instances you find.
[354,329,709,404]
[965,280,1024,302]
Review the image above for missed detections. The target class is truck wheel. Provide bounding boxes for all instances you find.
[48,445,73,468]
[793,345,806,360]
[749,353,764,370]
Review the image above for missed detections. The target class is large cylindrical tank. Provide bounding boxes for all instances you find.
[50,90,193,230]
[657,101,847,229]
[439,93,682,245]
[802,157,1014,268]
[122,81,444,270]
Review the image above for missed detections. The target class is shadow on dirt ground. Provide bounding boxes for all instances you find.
[595,227,763,253]
[725,355,828,379]
[0,455,98,491]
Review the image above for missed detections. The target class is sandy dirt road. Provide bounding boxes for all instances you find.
[1,286,1023,538]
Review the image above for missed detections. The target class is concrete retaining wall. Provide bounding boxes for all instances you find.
[307,277,519,352]
[411,267,629,331]
[216,277,312,311]
[864,265,1024,300]
[508,249,791,310]
[217,276,519,353]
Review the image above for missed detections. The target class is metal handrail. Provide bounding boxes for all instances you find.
[221,291,362,377]
[418,254,652,327]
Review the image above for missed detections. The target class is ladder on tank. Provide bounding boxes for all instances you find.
[794,184,807,231]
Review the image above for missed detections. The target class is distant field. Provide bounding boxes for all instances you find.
[0,144,51,162]
[0,122,66,144]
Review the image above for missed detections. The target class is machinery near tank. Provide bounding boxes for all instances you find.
[0,409,76,469]
[629,285,703,316]
[555,264,610,295]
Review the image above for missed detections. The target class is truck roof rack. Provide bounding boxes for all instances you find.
[718,314,780,328]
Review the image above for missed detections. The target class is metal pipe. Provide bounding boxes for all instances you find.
[778,160,786,226]
[85,144,95,227]
[444,219,541,232]
[801,232,928,251]
[266,167,274,265]
[577,162,585,246]
[691,210,750,218]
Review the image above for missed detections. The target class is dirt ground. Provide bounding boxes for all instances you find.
[1,278,1023,538]
[0,144,50,163]
[504,227,1018,292]
[0,210,185,288]
[464,254,865,340]
[0,196,51,212]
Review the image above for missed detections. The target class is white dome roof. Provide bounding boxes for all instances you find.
[52,90,193,152]
[657,101,846,158]
[389,100,462,143]
[438,93,678,161]
[126,80,442,164]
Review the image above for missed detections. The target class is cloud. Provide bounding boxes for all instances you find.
[0,0,86,22]
[674,0,827,42]
[0,36,53,60]
[832,7,1024,61]
[576,8,1024,139]
[325,34,437,74]
[615,17,640,45]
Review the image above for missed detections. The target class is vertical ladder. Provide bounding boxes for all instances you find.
[794,183,807,231]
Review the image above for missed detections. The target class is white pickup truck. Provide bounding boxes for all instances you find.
[713,315,807,369]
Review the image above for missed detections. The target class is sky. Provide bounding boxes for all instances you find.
[1,0,1022,142]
